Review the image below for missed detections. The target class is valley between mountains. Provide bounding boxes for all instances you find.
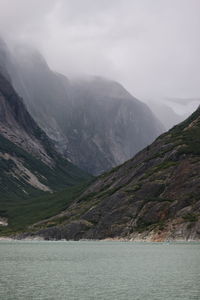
[18,107,200,241]
[0,38,199,241]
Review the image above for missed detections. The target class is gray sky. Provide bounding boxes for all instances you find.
[0,0,200,102]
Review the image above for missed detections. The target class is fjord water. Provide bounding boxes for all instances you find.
[0,241,199,300]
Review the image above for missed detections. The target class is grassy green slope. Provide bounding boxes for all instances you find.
[0,134,92,236]
[0,68,93,236]
[1,108,200,239]
[0,180,91,236]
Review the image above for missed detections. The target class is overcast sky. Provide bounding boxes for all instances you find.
[0,0,200,102]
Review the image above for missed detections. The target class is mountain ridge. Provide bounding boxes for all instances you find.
[2,41,164,174]
[21,106,200,241]
[0,68,91,233]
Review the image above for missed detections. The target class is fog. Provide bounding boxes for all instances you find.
[0,0,199,110]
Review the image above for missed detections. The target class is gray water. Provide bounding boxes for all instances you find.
[0,241,199,300]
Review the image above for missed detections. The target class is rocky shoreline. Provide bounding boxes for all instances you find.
[1,235,199,242]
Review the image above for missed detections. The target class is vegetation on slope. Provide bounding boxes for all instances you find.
[0,181,91,236]
[21,107,200,241]
[0,70,92,236]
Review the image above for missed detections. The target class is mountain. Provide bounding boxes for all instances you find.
[0,70,89,193]
[147,100,188,130]
[148,98,200,130]
[4,43,164,175]
[25,106,200,241]
[0,66,90,233]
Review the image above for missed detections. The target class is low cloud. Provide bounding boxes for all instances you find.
[0,0,200,100]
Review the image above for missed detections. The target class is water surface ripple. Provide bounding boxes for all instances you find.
[0,241,199,299]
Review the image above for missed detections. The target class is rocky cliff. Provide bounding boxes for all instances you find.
[0,69,90,203]
[4,42,164,175]
[27,107,200,241]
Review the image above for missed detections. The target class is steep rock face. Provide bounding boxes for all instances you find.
[0,70,89,203]
[62,78,164,174]
[29,107,200,241]
[5,44,164,175]
[0,72,52,164]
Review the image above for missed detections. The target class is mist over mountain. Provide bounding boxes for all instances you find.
[0,1,199,240]
[146,101,187,130]
[144,97,200,130]
[0,5,200,300]
[1,0,199,102]
[1,40,164,175]
[0,51,90,198]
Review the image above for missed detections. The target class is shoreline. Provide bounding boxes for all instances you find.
[0,236,200,243]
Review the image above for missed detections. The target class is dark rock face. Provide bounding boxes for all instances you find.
[0,69,89,201]
[0,72,51,162]
[28,107,200,241]
[4,43,164,175]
